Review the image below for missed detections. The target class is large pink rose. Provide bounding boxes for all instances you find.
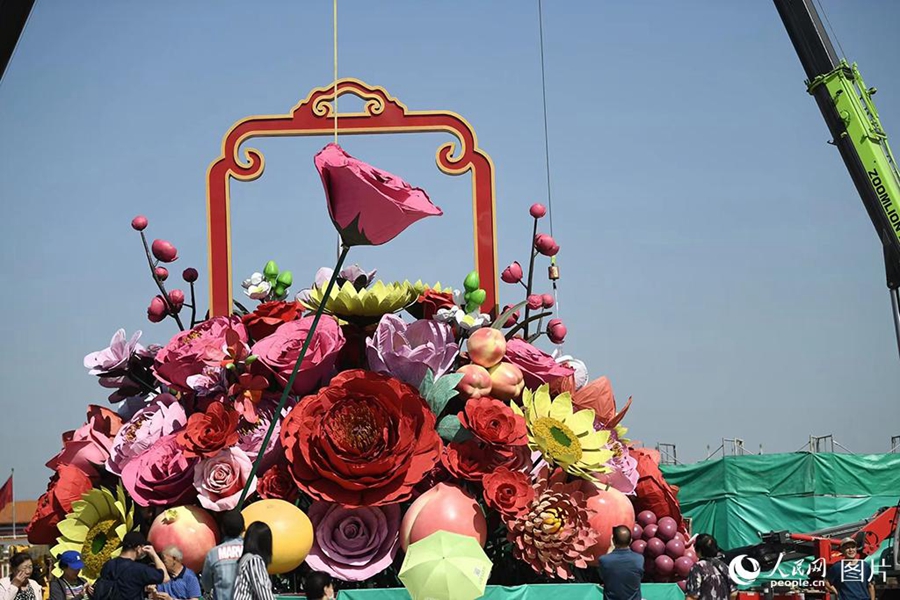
[107,394,187,476]
[504,338,574,391]
[121,434,198,507]
[193,447,255,512]
[47,406,123,473]
[154,316,247,393]
[251,315,345,396]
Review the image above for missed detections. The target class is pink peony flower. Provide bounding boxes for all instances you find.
[306,502,401,581]
[153,316,247,393]
[121,434,198,507]
[46,406,123,474]
[106,394,187,476]
[251,315,345,396]
[193,447,255,512]
[504,338,574,390]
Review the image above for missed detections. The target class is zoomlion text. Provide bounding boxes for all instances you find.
[868,168,900,232]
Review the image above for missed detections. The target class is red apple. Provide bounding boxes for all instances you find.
[488,363,524,401]
[466,328,506,368]
[456,364,492,399]
[399,483,487,550]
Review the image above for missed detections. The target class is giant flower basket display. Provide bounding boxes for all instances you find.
[29,82,691,592]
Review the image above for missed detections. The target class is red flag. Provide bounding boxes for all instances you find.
[0,475,12,514]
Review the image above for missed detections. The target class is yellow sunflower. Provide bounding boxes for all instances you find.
[510,385,614,481]
[301,280,436,324]
[50,485,136,580]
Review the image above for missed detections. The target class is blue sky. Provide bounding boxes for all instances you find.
[1,0,898,498]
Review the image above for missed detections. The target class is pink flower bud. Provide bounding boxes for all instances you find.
[526,294,543,310]
[547,318,567,344]
[131,215,148,231]
[168,289,185,312]
[151,239,178,263]
[182,267,199,283]
[147,295,168,322]
[533,233,560,257]
[542,293,555,308]
[529,203,547,218]
[154,266,169,281]
[501,304,520,328]
[501,261,524,284]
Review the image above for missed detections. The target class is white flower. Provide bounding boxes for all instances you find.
[434,306,460,324]
[242,272,271,300]
[455,310,491,332]
[554,353,589,390]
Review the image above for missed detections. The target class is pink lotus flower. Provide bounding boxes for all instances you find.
[46,406,123,474]
[193,447,255,511]
[106,394,187,476]
[121,434,198,507]
[153,316,248,393]
[315,143,442,246]
[366,314,458,386]
[305,502,401,581]
[251,315,345,396]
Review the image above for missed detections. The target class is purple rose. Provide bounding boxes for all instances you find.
[251,315,345,396]
[121,434,198,507]
[154,316,247,393]
[504,338,574,390]
[306,502,401,581]
[193,447,255,512]
[106,394,187,476]
[366,314,458,386]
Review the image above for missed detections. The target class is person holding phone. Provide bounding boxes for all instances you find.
[0,552,43,599]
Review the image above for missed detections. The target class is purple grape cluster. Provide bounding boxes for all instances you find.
[631,510,697,585]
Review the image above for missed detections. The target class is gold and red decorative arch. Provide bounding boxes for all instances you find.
[206,78,499,317]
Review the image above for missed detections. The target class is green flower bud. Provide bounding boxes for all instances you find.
[467,288,486,307]
[463,271,480,292]
[264,260,279,282]
[276,270,293,287]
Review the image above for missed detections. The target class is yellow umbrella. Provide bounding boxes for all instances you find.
[399,531,492,600]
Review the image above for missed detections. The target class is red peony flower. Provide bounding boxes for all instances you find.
[176,402,240,458]
[241,301,304,341]
[458,397,527,447]
[441,439,531,482]
[256,462,300,504]
[154,316,248,393]
[409,289,457,320]
[26,464,97,544]
[483,467,535,518]
[280,369,442,506]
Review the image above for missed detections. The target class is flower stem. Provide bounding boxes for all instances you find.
[238,245,350,508]
[522,218,539,338]
[139,232,185,331]
[189,281,197,328]
[505,311,551,340]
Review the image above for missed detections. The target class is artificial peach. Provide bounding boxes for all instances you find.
[399,483,488,550]
[488,362,524,401]
[466,327,506,368]
[456,364,492,399]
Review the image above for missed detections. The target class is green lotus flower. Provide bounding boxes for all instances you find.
[302,280,440,324]
[50,485,136,580]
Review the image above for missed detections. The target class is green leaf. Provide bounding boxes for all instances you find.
[437,414,473,443]
[492,300,528,330]
[424,373,464,416]
[418,368,435,399]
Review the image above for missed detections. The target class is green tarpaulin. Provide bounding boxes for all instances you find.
[277,582,683,600]
[660,452,900,550]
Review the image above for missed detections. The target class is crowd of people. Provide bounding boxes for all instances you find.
[0,510,334,600]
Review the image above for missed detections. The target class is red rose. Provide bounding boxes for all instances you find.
[26,464,97,544]
[483,467,535,518]
[458,397,527,447]
[408,289,457,320]
[176,402,240,458]
[242,301,304,341]
[257,462,300,503]
[280,369,442,506]
[441,439,531,482]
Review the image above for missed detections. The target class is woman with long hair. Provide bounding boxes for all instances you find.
[0,552,43,599]
[232,521,276,600]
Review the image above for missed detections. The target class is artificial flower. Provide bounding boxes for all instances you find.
[50,485,135,580]
[280,369,442,506]
[256,462,299,503]
[546,318,567,344]
[504,338,574,391]
[26,464,98,545]
[506,467,600,579]
[366,314,458,386]
[121,434,198,507]
[236,397,285,471]
[241,301,304,341]
[510,385,614,481]
[458,397,527,447]
[315,143,442,246]
[85,329,160,402]
[84,329,150,375]
[176,402,240,458]
[106,394,187,476]
[153,316,248,393]
[571,376,631,428]
[301,280,421,325]
[554,354,589,390]
[229,372,270,423]
[296,265,378,304]
[251,315,345,396]
[306,502,401,581]
[242,272,271,300]
[501,262,523,284]
[441,440,531,482]
[407,287,457,320]
[482,467,534,518]
[194,447,255,511]
[46,406,123,474]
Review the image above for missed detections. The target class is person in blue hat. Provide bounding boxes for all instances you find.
[49,551,91,600]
